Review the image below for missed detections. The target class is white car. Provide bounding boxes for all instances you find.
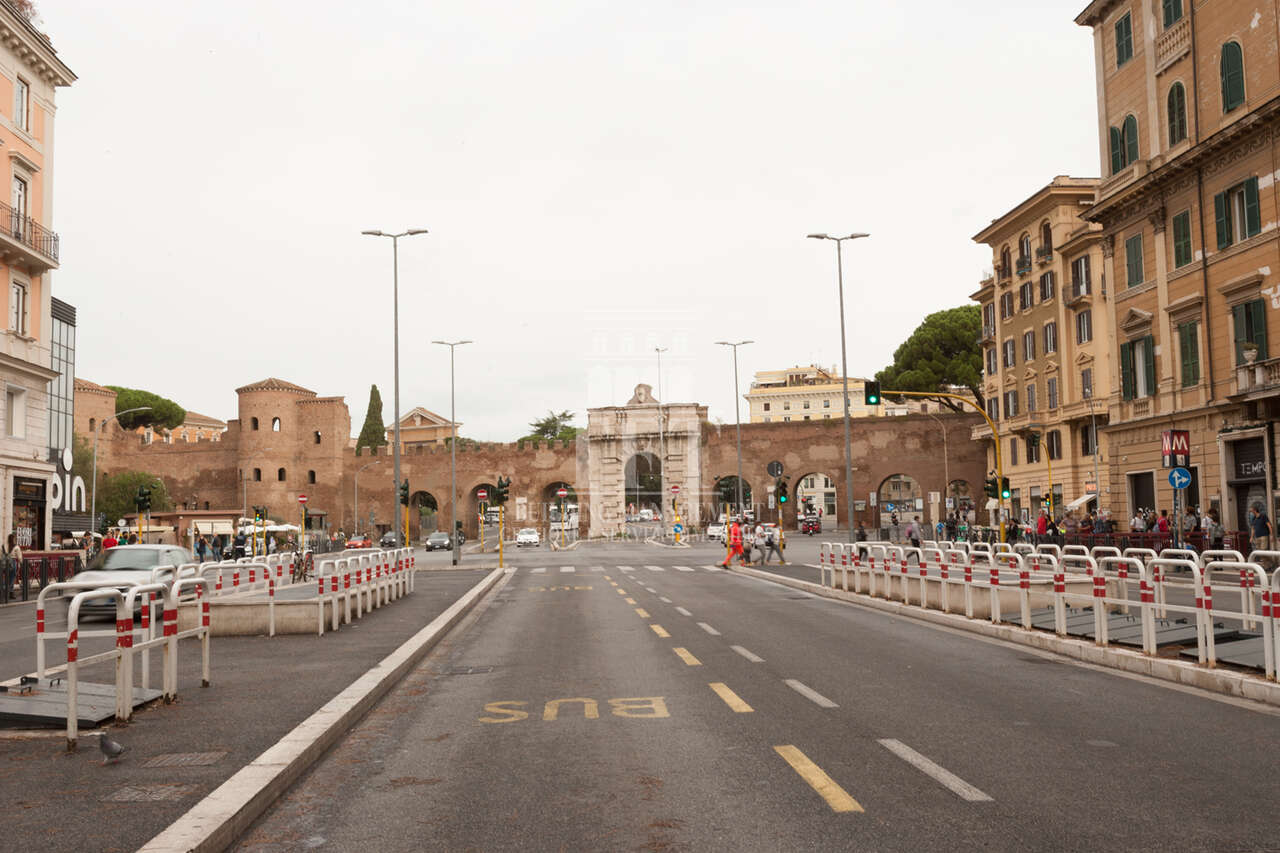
[516,528,541,547]
[706,522,726,542]
[69,544,198,617]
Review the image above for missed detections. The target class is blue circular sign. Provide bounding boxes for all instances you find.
[673,524,684,534]
[1168,467,1192,489]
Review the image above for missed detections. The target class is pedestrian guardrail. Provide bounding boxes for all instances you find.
[308,548,413,637]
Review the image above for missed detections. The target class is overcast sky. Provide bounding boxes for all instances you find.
[41,0,1099,441]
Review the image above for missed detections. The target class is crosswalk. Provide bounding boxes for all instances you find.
[526,564,727,574]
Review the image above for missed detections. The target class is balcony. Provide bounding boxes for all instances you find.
[996,264,1012,283]
[1015,256,1033,277]
[1064,280,1091,306]
[1156,17,1190,73]
[1035,246,1053,265]
[980,325,996,344]
[1231,355,1280,399]
[0,202,58,271]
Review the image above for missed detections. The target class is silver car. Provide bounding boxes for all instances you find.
[69,544,197,618]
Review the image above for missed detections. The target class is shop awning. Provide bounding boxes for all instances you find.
[1064,494,1096,511]
[193,520,234,536]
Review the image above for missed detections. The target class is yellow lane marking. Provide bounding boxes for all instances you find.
[709,682,753,713]
[617,589,627,595]
[625,597,636,604]
[604,576,612,580]
[650,624,670,638]
[672,647,701,666]
[773,745,863,813]
[635,608,650,618]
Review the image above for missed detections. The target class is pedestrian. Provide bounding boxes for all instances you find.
[195,536,207,562]
[1157,509,1170,534]
[1207,508,1225,549]
[1249,502,1273,566]
[945,513,957,541]
[720,517,748,568]
[908,516,922,549]
[103,529,118,550]
[753,521,766,565]
[855,523,867,542]
[1036,510,1048,541]
[6,532,22,593]
[762,524,785,565]
[127,533,138,545]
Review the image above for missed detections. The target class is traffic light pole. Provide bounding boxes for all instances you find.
[880,389,1006,543]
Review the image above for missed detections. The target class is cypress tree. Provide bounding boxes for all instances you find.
[356,384,388,454]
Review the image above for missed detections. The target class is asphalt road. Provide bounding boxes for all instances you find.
[235,541,1280,852]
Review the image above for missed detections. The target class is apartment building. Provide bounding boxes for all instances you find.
[973,177,1111,523]
[1076,0,1280,530]
[0,5,73,550]
[744,365,951,423]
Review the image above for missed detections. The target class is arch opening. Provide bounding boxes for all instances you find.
[625,453,662,519]
[877,473,922,529]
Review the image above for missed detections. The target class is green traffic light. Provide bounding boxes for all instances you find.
[779,495,787,502]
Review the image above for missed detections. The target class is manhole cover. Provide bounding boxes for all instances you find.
[103,783,199,802]
[144,751,227,768]
[444,666,495,675]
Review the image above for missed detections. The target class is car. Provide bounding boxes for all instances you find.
[743,510,756,524]
[379,532,398,548]
[425,531,453,551]
[68,545,198,618]
[706,522,726,542]
[345,534,373,549]
[801,516,821,535]
[516,528,541,547]
[638,509,655,522]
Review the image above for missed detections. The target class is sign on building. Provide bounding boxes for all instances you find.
[1161,430,1190,468]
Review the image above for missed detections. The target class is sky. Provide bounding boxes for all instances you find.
[39,0,1100,441]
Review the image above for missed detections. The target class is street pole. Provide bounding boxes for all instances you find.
[808,232,869,542]
[90,406,151,534]
[927,412,950,528]
[363,228,428,547]
[1090,401,1102,512]
[715,340,752,517]
[656,346,667,525]
[433,340,472,565]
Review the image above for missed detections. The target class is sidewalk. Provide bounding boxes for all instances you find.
[0,569,491,853]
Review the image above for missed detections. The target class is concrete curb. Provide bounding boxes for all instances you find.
[137,566,511,853]
[729,564,1280,708]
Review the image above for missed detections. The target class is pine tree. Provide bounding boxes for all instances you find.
[356,384,387,454]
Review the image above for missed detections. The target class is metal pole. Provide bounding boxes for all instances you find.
[391,235,402,548]
[732,345,743,513]
[835,239,854,543]
[1090,403,1101,508]
[450,345,458,563]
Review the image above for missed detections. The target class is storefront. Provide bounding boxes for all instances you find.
[12,476,46,550]
[1223,433,1268,532]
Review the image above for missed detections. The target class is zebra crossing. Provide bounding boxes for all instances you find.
[525,564,726,574]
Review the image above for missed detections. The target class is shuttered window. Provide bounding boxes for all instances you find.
[1178,321,1200,386]
[1125,233,1144,286]
[1123,115,1139,166]
[1163,0,1183,27]
[1115,13,1134,67]
[1221,41,1245,112]
[1109,127,1123,175]
[1214,177,1261,249]
[1172,210,1192,267]
[1120,335,1156,400]
[1232,299,1268,365]
[1167,82,1187,145]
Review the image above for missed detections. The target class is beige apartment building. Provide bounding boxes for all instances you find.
[745,365,947,423]
[385,406,459,448]
[1075,0,1280,531]
[973,177,1111,524]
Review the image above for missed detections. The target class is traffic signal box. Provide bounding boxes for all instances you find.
[864,380,881,406]
[399,479,410,506]
[776,477,789,503]
[135,486,152,513]
[491,475,511,505]
[1000,477,1011,500]
[984,477,999,499]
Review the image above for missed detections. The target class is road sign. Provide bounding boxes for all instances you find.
[869,491,877,506]
[1162,430,1191,468]
[946,497,955,510]
[368,510,375,524]
[298,494,308,504]
[556,487,567,498]
[670,484,680,494]
[767,460,783,478]
[1168,467,1192,489]
[767,495,776,509]
[477,488,488,500]
[673,523,684,534]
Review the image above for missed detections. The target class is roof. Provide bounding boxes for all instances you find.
[74,377,116,396]
[972,176,1100,244]
[181,411,226,428]
[390,406,456,429]
[235,378,317,396]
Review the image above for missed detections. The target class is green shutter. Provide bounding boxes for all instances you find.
[1223,42,1245,111]
[1215,191,1232,248]
[1143,334,1157,396]
[1121,341,1135,400]
[1172,211,1191,267]
[1110,127,1123,174]
[1179,323,1199,386]
[1250,299,1268,358]
[1245,177,1261,236]
[1126,235,1144,286]
[1163,0,1182,27]
[1168,84,1186,145]
[1233,302,1248,364]
[1124,115,1139,165]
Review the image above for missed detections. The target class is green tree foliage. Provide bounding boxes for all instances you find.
[522,410,581,442]
[97,471,172,531]
[874,305,984,412]
[106,387,186,431]
[356,384,387,454]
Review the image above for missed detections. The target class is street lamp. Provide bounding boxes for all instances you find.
[362,228,429,547]
[90,406,152,534]
[714,340,752,516]
[655,346,668,518]
[354,459,384,536]
[808,232,870,542]
[432,339,472,565]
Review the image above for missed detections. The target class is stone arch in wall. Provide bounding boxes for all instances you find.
[624,453,662,516]
[411,490,438,539]
[877,473,922,527]
[791,470,840,531]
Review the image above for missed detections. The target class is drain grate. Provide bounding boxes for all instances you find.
[143,751,227,768]
[103,783,199,802]
[445,665,495,675]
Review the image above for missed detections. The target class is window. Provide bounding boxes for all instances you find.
[1115,12,1134,67]
[1123,115,1139,165]
[13,77,28,132]
[1000,292,1015,319]
[1019,281,1034,310]
[5,386,24,438]
[823,414,829,419]
[1178,321,1200,386]
[1047,430,1062,461]
[250,417,259,430]
[271,417,281,432]
[1040,222,1053,255]
[1026,436,1041,464]
[763,402,770,412]
[1120,335,1156,400]
[1221,41,1245,113]
[1071,255,1091,297]
[822,399,830,408]
[783,416,791,422]
[983,302,995,330]
[1003,339,1016,368]
[1163,0,1182,27]
[999,246,1011,278]
[783,402,790,410]
[763,416,771,423]
[1026,383,1037,413]
[1081,368,1094,399]
[277,467,286,481]
[1214,177,1260,249]
[803,401,810,409]
[1003,389,1019,418]
[1172,210,1192,267]
[1047,377,1059,410]
[1039,271,1055,301]
[986,348,998,376]
[1232,299,1268,365]
[1125,233,1144,287]
[314,430,322,444]
[1167,82,1187,145]
[1082,423,1097,456]
[1076,309,1093,344]
[89,417,96,433]
[1009,437,1019,466]
[1019,233,1031,261]
[9,280,26,335]
[1044,321,1058,354]
[986,397,999,421]
[1023,330,1036,361]
[253,468,262,481]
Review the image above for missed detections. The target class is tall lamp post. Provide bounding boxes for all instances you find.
[926,412,951,528]
[714,340,752,516]
[354,459,383,535]
[361,227,429,547]
[90,406,152,534]
[433,339,472,565]
[808,232,869,541]
[655,346,668,519]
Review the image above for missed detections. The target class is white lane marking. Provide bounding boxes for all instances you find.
[645,565,666,572]
[878,739,993,802]
[590,566,604,572]
[697,622,721,636]
[560,566,575,573]
[617,565,635,572]
[784,679,838,708]
[731,645,764,663]
[660,596,672,604]
[673,565,695,572]
[531,567,546,574]
[701,565,723,572]
[675,607,693,617]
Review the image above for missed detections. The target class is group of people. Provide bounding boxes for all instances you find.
[718,518,786,567]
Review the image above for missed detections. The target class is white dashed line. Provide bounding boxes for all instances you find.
[531,567,546,574]
[675,607,693,617]
[617,565,635,573]
[878,739,993,802]
[590,566,604,572]
[785,679,838,709]
[560,566,575,573]
[645,565,666,572]
[660,597,672,604]
[697,622,721,636]
[701,565,723,572]
[731,645,764,663]
[673,566,695,572]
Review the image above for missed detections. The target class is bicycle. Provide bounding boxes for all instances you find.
[290,550,315,584]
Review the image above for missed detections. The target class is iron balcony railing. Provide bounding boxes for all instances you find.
[0,200,58,264]
[1015,256,1033,276]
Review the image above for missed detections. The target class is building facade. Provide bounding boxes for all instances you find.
[385,406,458,447]
[1076,0,1280,530]
[973,177,1112,523]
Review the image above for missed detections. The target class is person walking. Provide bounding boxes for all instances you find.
[720,517,747,568]
[1249,502,1273,567]
[6,533,22,595]
[762,524,785,565]
[103,529,118,550]
[908,516,922,549]
[1207,508,1225,550]
[195,535,208,563]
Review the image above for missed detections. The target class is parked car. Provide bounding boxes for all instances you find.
[638,509,655,522]
[516,528,541,547]
[801,516,821,535]
[68,545,198,619]
[707,522,727,542]
[425,531,452,551]
[379,532,398,548]
[345,534,373,549]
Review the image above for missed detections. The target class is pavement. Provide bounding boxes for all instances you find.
[231,540,1280,852]
[0,553,490,853]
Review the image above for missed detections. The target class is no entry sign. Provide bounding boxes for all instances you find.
[477,488,489,500]
[298,494,307,504]
[670,485,680,494]
[557,487,568,498]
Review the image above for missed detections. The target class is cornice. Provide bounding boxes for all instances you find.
[0,5,74,87]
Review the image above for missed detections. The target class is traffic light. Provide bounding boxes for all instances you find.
[135,485,152,513]
[776,477,789,503]
[1000,477,1011,500]
[491,475,511,505]
[864,380,881,406]
[671,496,678,510]
[984,477,999,499]
[399,479,410,506]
